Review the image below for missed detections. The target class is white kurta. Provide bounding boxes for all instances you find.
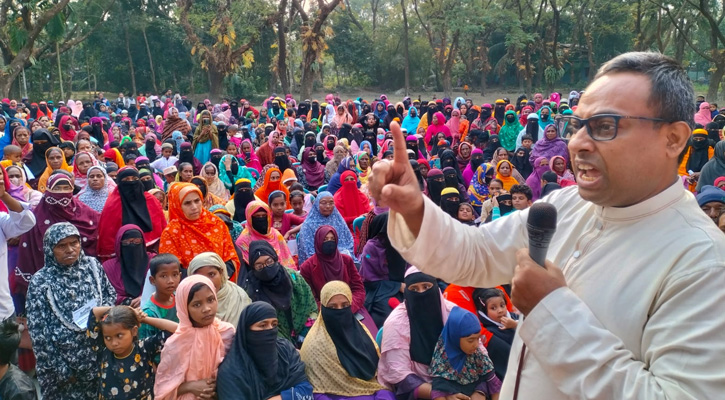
[388,180,725,399]
[0,202,36,318]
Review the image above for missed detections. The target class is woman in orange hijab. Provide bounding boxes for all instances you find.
[159,182,240,280]
[254,167,290,208]
[495,160,519,191]
[37,147,73,192]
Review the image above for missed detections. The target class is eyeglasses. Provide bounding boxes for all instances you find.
[253,258,275,271]
[560,114,667,141]
[318,200,335,207]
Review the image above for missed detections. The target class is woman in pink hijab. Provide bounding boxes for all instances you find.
[424,112,451,152]
[154,275,235,400]
[695,102,713,126]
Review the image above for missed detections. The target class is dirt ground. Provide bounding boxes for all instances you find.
[188,87,579,106]
[305,88,555,105]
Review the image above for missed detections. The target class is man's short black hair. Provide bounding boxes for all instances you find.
[149,253,181,276]
[510,184,533,201]
[542,171,558,184]
[0,318,20,366]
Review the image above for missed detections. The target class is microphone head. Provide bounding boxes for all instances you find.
[527,202,558,231]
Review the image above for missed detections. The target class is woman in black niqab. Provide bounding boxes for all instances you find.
[216,301,309,400]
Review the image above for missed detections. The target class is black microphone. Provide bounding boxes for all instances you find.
[527,203,558,268]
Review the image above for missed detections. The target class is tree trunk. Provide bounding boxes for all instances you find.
[371,0,379,40]
[585,32,596,81]
[277,0,290,95]
[0,64,23,98]
[208,63,224,101]
[401,0,410,95]
[480,43,488,95]
[123,23,137,96]
[142,24,158,93]
[56,43,65,101]
[442,34,459,98]
[707,64,725,101]
[524,46,533,94]
[190,70,195,94]
[301,58,314,99]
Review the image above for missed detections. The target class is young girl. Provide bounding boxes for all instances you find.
[154,275,236,399]
[428,307,501,400]
[88,305,178,399]
[269,191,306,239]
[473,288,518,379]
[289,190,308,217]
[289,183,314,214]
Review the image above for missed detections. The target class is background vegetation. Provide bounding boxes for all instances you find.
[1,0,723,101]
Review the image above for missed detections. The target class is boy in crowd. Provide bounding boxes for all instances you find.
[139,254,181,339]
[0,318,37,400]
[2,146,22,164]
[510,184,533,211]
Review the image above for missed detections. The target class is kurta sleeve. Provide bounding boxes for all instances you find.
[279,380,313,400]
[388,195,527,288]
[519,264,725,399]
[0,203,36,239]
[379,348,423,388]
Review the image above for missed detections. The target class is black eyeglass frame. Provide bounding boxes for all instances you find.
[560,114,667,141]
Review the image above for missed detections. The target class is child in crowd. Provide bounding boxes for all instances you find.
[289,182,314,214]
[226,142,238,157]
[162,166,177,189]
[2,145,22,164]
[541,171,562,198]
[457,202,478,226]
[510,184,533,211]
[478,178,504,221]
[289,190,308,217]
[154,275,235,400]
[490,193,513,221]
[269,191,305,238]
[88,305,178,399]
[428,307,501,400]
[140,254,182,339]
[150,143,178,173]
[521,134,534,150]
[0,318,36,400]
[473,288,518,380]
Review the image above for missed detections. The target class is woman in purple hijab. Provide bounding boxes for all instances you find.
[359,212,408,328]
[526,157,551,201]
[529,123,569,165]
[14,172,100,311]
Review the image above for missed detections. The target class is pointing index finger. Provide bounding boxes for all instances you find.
[389,121,408,164]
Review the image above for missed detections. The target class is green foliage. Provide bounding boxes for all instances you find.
[6,0,725,100]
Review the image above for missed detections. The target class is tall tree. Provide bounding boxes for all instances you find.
[0,0,114,97]
[177,0,278,100]
[401,0,410,95]
[665,0,725,100]
[276,0,290,94]
[294,0,344,99]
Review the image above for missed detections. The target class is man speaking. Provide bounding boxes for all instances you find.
[369,52,725,399]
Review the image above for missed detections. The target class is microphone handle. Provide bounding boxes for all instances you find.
[529,243,549,268]
[527,224,554,268]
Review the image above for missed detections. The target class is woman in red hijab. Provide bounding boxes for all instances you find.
[333,170,371,231]
[97,167,167,260]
